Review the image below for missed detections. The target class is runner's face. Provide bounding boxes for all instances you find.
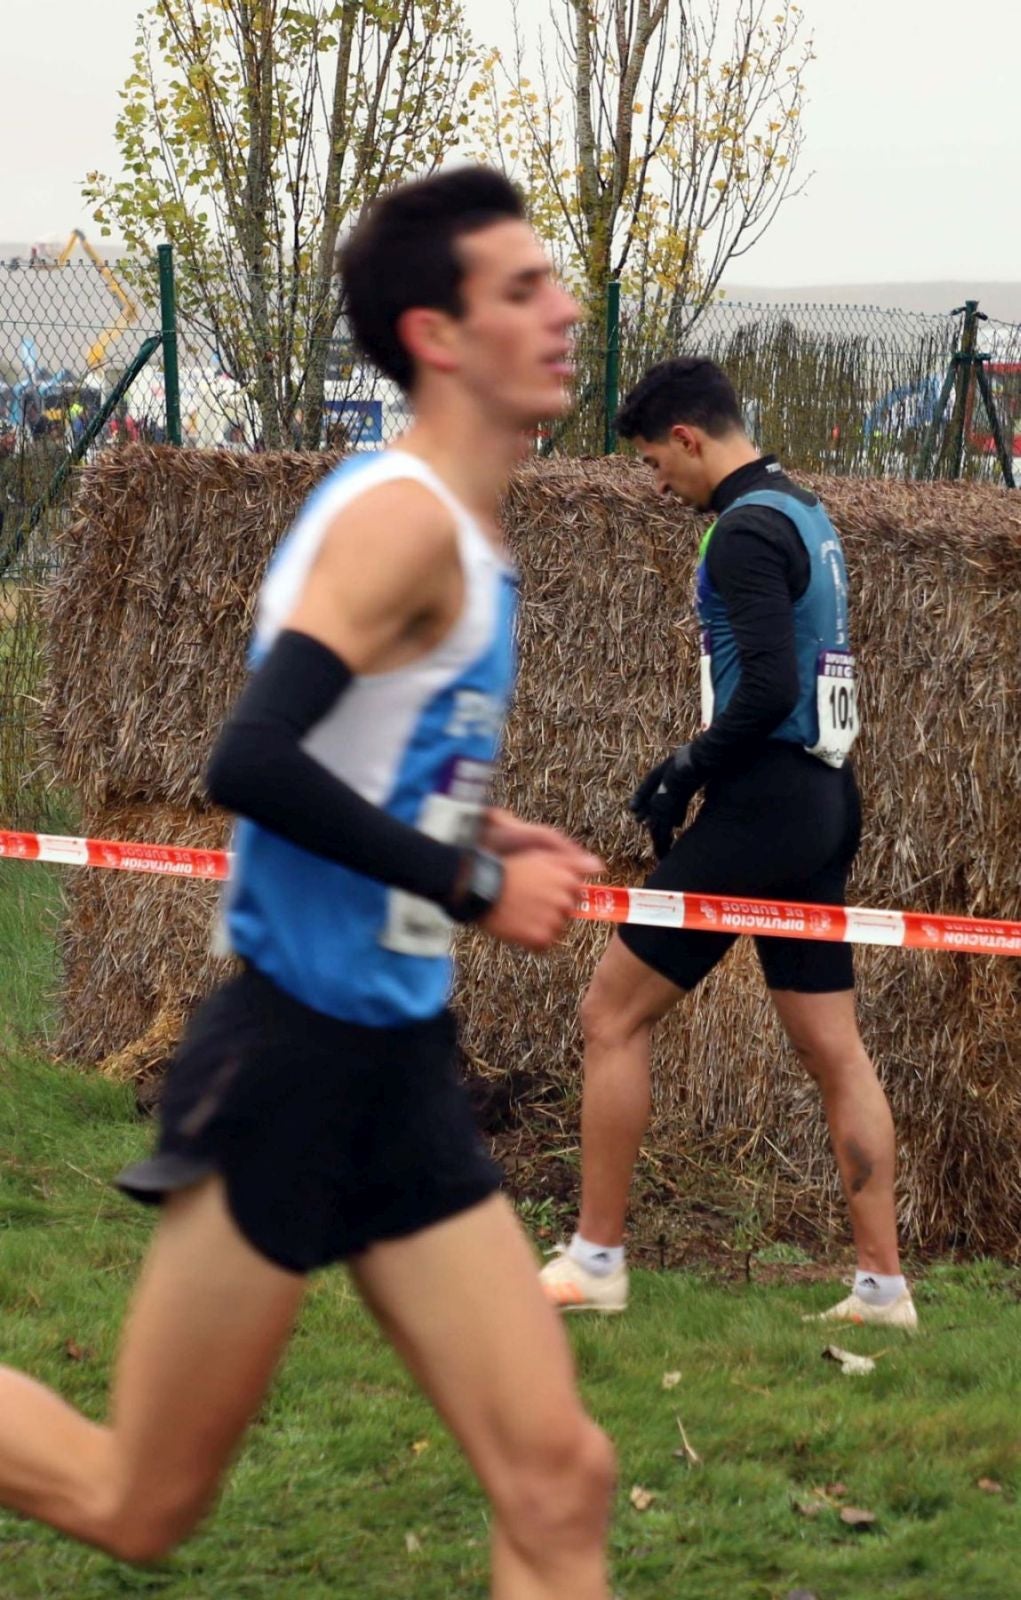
[633,430,712,508]
[452,221,580,427]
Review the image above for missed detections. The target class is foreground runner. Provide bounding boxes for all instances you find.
[0,168,616,1596]
[541,357,916,1332]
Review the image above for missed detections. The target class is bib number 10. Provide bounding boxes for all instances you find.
[808,651,858,768]
[828,681,856,732]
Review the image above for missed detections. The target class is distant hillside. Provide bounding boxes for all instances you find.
[721,281,1021,323]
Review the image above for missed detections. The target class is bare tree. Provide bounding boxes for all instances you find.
[87,0,475,447]
[473,0,810,339]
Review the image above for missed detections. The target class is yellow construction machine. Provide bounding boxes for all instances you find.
[42,230,141,373]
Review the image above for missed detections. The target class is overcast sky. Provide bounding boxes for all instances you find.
[2,0,1018,286]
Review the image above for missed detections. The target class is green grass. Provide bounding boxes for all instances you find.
[2,864,1020,1598]
[0,860,65,1046]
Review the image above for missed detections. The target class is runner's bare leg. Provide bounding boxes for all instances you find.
[0,1178,305,1561]
[353,1193,615,1600]
[770,988,901,1275]
[575,935,684,1246]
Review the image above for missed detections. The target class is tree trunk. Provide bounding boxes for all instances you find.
[238,0,282,447]
[302,2,358,451]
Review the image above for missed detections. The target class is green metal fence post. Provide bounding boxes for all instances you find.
[157,244,182,446]
[603,278,621,455]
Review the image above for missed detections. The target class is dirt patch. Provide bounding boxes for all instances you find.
[460,1055,850,1275]
[489,1120,859,1278]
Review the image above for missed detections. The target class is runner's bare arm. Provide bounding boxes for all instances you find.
[284,480,463,674]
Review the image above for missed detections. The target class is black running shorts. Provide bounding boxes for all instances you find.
[116,966,502,1273]
[619,744,862,994]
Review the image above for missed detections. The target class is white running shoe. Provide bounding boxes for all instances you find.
[539,1245,629,1313]
[803,1287,918,1332]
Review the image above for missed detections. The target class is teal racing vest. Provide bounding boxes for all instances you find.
[695,489,857,766]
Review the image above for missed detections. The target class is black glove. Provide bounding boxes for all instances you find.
[630,743,702,860]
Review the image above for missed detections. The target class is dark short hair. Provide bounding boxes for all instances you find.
[615,357,744,441]
[338,166,525,392]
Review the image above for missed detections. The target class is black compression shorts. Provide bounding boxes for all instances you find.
[619,744,862,994]
[116,966,501,1273]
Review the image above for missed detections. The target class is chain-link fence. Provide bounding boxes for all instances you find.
[167,303,410,454]
[0,246,166,573]
[559,296,1021,482]
[9,244,1017,480]
[0,241,163,825]
[644,300,961,477]
[1,244,164,473]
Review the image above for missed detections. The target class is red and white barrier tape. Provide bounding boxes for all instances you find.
[575,885,1021,957]
[2,828,1020,958]
[0,830,230,881]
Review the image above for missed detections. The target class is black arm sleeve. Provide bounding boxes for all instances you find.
[206,630,466,908]
[688,509,807,779]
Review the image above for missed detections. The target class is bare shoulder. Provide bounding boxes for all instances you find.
[286,475,463,671]
[316,477,459,584]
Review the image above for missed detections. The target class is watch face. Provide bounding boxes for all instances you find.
[473,853,504,906]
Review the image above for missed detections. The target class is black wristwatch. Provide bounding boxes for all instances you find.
[447,848,506,924]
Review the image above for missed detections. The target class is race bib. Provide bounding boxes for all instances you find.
[381,757,492,958]
[806,650,858,768]
[699,630,714,730]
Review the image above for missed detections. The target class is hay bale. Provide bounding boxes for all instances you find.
[55,802,231,1062]
[43,449,1021,1255]
[98,1002,188,1085]
[44,446,340,810]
